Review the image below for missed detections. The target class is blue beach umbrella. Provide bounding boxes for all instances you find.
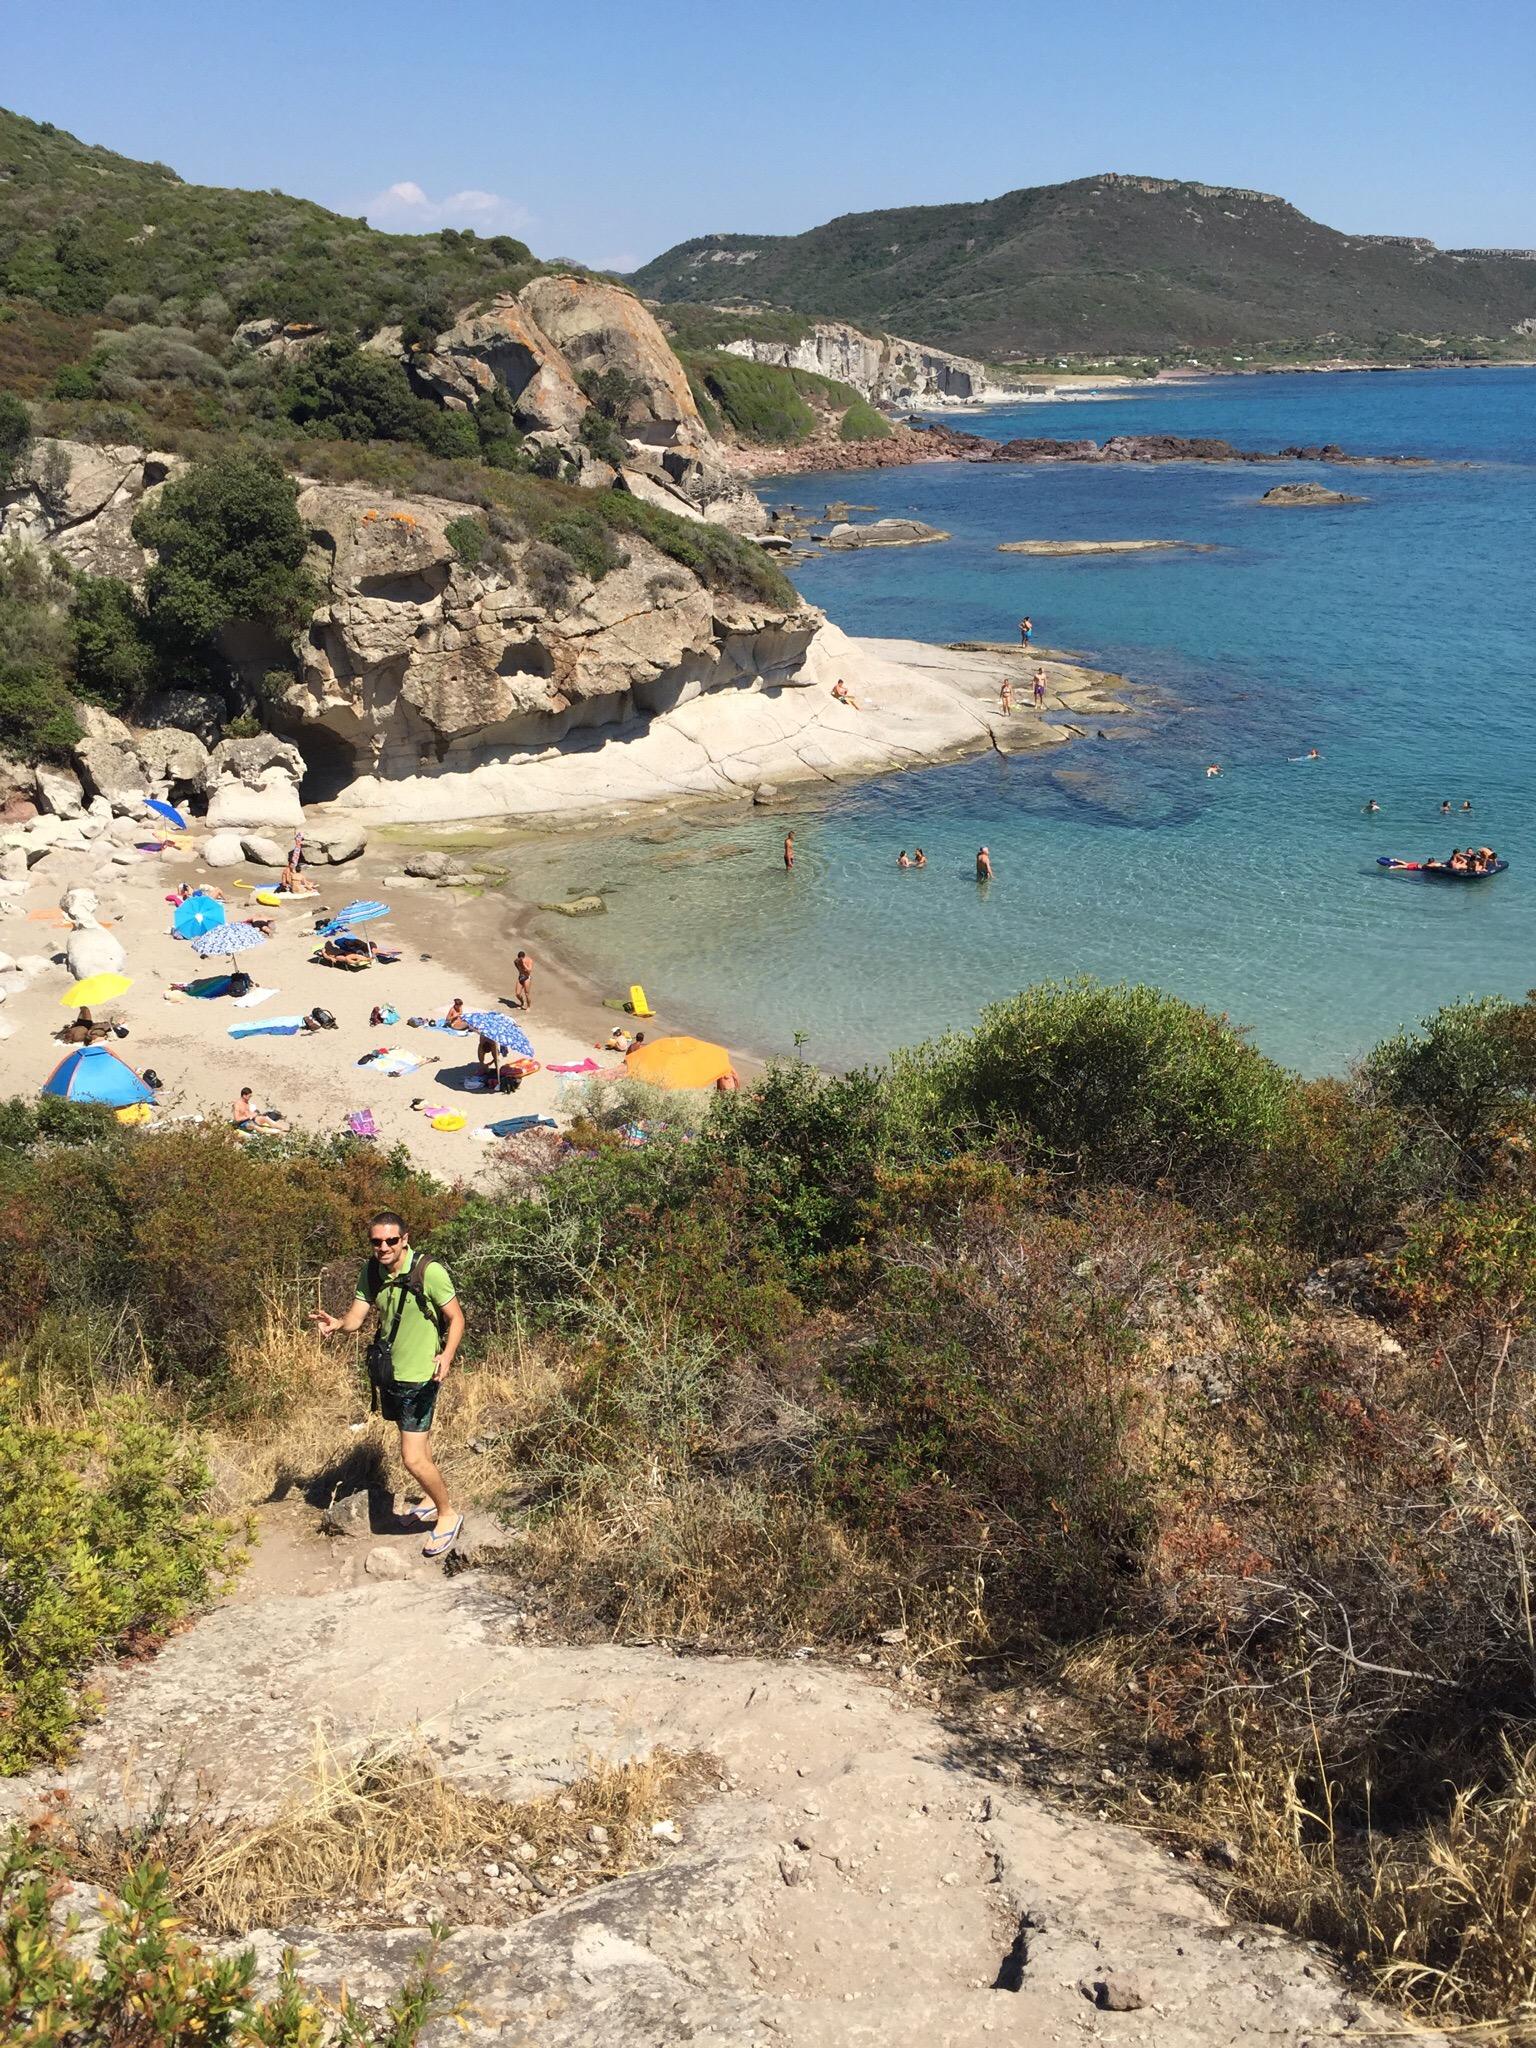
[173,893,225,939]
[41,1043,155,1107]
[463,1010,534,1057]
[318,900,389,935]
[190,920,267,959]
[145,797,188,830]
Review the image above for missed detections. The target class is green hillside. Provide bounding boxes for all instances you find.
[0,108,542,340]
[627,173,1536,360]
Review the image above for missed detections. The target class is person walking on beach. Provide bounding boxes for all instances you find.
[311,1212,465,1557]
[513,948,533,1010]
[999,677,1014,716]
[1018,617,1032,647]
[784,831,795,870]
[976,845,993,881]
[1033,668,1047,709]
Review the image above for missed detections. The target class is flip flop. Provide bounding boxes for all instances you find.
[422,1514,464,1558]
[406,1501,437,1524]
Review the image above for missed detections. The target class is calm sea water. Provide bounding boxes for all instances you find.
[512,370,1536,1076]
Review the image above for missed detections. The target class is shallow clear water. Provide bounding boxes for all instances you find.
[511,370,1536,1076]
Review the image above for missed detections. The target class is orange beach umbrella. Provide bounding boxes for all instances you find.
[624,1035,736,1091]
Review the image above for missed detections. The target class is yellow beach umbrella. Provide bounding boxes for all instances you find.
[61,971,132,1007]
[624,1034,736,1091]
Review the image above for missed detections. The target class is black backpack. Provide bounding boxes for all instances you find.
[363,1253,448,1398]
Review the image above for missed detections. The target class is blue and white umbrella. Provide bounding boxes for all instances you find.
[190,919,267,958]
[463,1010,534,1057]
[317,900,389,936]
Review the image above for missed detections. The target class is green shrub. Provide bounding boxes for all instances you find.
[0,1403,236,1771]
[70,572,156,711]
[0,391,32,483]
[444,514,490,568]
[579,408,629,467]
[894,978,1295,1198]
[0,1839,449,2043]
[132,452,319,666]
[0,654,79,759]
[676,350,817,443]
[838,396,893,440]
[1366,995,1536,1181]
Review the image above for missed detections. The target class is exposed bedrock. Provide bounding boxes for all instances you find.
[284,483,819,799]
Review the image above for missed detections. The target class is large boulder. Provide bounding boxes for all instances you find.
[140,688,227,748]
[518,276,710,455]
[71,703,148,809]
[303,825,366,864]
[0,441,177,578]
[204,735,306,830]
[135,724,212,797]
[410,295,589,439]
[239,832,288,868]
[35,761,86,818]
[203,831,246,869]
[64,926,127,980]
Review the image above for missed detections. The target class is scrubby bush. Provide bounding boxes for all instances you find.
[1366,993,1536,1186]
[0,1404,235,1771]
[894,979,1296,1198]
[0,654,79,758]
[444,513,490,568]
[837,396,893,440]
[0,391,30,483]
[70,571,155,710]
[132,452,319,666]
[678,350,817,443]
[0,1838,449,2042]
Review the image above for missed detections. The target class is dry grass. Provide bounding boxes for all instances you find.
[509,1471,908,1649]
[72,1735,714,1936]
[1159,1719,1536,2031]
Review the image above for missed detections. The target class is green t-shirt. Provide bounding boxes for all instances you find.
[355,1249,457,1385]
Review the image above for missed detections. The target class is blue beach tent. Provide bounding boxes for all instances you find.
[41,1043,156,1107]
[173,893,226,940]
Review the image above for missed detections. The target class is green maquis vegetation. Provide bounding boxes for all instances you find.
[629,173,1536,362]
[679,349,891,444]
[12,974,1536,2029]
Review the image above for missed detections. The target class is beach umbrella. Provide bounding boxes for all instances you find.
[173,894,225,939]
[318,900,389,935]
[463,1010,534,1058]
[41,1043,155,1107]
[624,1035,735,1091]
[190,920,267,958]
[145,798,188,830]
[61,971,132,1007]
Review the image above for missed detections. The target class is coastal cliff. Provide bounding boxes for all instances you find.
[718,320,1019,408]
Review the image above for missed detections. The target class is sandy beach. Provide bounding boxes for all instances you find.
[0,637,1136,1161]
[0,848,648,1182]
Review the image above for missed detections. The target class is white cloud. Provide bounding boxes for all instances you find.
[366,180,533,237]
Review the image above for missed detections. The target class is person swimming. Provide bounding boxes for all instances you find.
[897,850,910,869]
[913,847,927,867]
[1364,799,1381,813]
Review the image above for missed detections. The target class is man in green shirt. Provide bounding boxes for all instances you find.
[312,1210,466,1557]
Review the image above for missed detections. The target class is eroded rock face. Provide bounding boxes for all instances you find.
[286,481,817,792]
[410,294,590,438]
[519,275,708,454]
[0,441,179,578]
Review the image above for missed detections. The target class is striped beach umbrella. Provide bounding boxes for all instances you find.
[463,1010,534,1057]
[190,920,267,958]
[318,900,389,935]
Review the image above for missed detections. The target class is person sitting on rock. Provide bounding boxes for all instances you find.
[830,679,864,710]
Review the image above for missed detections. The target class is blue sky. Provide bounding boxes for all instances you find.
[5,0,1532,268]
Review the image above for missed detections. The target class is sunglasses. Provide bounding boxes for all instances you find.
[370,1234,402,1248]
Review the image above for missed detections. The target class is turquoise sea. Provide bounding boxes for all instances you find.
[512,369,1536,1075]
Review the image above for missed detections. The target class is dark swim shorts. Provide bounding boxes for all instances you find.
[379,1376,441,1432]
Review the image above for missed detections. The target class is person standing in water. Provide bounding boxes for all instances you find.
[976,846,993,881]
[913,848,927,867]
[897,850,910,869]
[783,831,795,870]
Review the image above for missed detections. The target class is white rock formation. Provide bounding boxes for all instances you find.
[719,320,1022,407]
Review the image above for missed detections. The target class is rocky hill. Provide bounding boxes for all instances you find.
[627,172,1536,361]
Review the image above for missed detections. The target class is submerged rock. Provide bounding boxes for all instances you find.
[1259,482,1367,506]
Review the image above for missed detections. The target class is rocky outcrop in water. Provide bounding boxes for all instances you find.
[1259,482,1367,506]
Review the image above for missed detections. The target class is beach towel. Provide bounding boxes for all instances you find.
[230,986,278,1009]
[547,1057,599,1075]
[346,1108,379,1140]
[186,975,233,999]
[228,1016,306,1039]
[422,1018,467,1033]
[356,1048,420,1077]
[477,1114,559,1140]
